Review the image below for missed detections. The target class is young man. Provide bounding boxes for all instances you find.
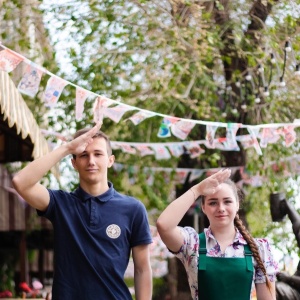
[12,122,153,300]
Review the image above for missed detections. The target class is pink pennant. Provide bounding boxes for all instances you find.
[150,145,171,160]
[175,169,189,184]
[205,125,218,148]
[167,144,184,157]
[128,111,155,125]
[43,76,67,107]
[171,120,195,140]
[104,104,135,123]
[0,49,24,72]
[260,127,281,148]
[222,123,241,151]
[118,143,137,154]
[93,96,114,123]
[135,145,155,157]
[184,142,205,158]
[75,87,89,120]
[18,64,43,97]
[281,126,296,147]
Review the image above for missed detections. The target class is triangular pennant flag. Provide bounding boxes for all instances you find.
[205,125,218,148]
[0,49,24,72]
[281,126,297,147]
[127,111,156,125]
[247,127,262,155]
[93,96,114,123]
[75,87,89,120]
[135,144,155,157]
[17,63,43,97]
[259,127,281,148]
[43,76,67,107]
[184,142,205,158]
[104,104,135,123]
[171,120,195,140]
[222,123,241,151]
[189,169,204,182]
[174,169,190,184]
[167,144,185,157]
[151,144,171,160]
[118,143,137,154]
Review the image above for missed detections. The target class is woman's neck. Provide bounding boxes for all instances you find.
[210,225,236,252]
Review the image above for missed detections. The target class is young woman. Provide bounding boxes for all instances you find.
[156,169,278,300]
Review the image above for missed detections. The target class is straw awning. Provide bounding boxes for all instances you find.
[0,70,49,161]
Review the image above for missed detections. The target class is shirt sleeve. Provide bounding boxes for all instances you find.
[130,200,152,247]
[254,238,279,283]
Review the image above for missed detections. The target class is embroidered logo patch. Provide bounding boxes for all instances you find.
[106,224,121,239]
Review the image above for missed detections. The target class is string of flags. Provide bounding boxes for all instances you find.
[112,153,300,186]
[0,43,299,157]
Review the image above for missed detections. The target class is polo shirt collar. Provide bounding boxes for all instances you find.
[73,181,115,203]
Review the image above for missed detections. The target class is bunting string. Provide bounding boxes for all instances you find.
[0,43,299,157]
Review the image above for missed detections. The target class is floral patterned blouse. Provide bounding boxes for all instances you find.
[173,226,279,300]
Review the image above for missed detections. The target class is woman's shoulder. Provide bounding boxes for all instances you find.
[253,237,275,255]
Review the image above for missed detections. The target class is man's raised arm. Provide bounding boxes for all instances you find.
[12,122,102,211]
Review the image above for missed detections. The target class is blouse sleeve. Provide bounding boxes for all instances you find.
[254,238,279,283]
[172,226,199,267]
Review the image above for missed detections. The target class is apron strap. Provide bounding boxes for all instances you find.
[198,233,207,270]
[243,244,253,272]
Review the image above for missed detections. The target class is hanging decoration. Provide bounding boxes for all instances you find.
[0,43,299,158]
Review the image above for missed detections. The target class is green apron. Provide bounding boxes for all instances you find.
[198,233,253,300]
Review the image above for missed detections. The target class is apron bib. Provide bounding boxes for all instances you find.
[198,233,253,300]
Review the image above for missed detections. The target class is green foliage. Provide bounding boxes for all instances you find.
[2,0,300,267]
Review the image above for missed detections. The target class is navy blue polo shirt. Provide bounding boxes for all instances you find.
[37,182,152,300]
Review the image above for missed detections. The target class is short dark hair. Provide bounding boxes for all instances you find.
[72,128,112,158]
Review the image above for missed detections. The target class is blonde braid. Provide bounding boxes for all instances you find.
[234,214,272,291]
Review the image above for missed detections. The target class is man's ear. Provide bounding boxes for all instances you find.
[71,158,78,170]
[108,155,115,168]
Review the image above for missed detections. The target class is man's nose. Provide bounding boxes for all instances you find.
[88,155,95,164]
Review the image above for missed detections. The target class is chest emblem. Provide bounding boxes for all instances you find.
[106,224,121,239]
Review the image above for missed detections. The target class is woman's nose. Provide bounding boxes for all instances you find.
[218,204,225,212]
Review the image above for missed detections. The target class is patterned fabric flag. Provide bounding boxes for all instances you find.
[167,144,185,157]
[104,104,135,123]
[189,169,204,182]
[247,127,262,155]
[222,123,241,151]
[184,142,205,158]
[157,117,179,138]
[128,111,156,125]
[0,49,24,72]
[236,135,256,149]
[281,126,297,147]
[17,63,43,97]
[43,76,67,107]
[171,120,196,140]
[118,143,137,154]
[75,87,90,120]
[175,169,190,184]
[151,144,171,160]
[205,125,219,148]
[259,127,281,148]
[93,96,114,123]
[157,119,171,138]
[135,144,155,157]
